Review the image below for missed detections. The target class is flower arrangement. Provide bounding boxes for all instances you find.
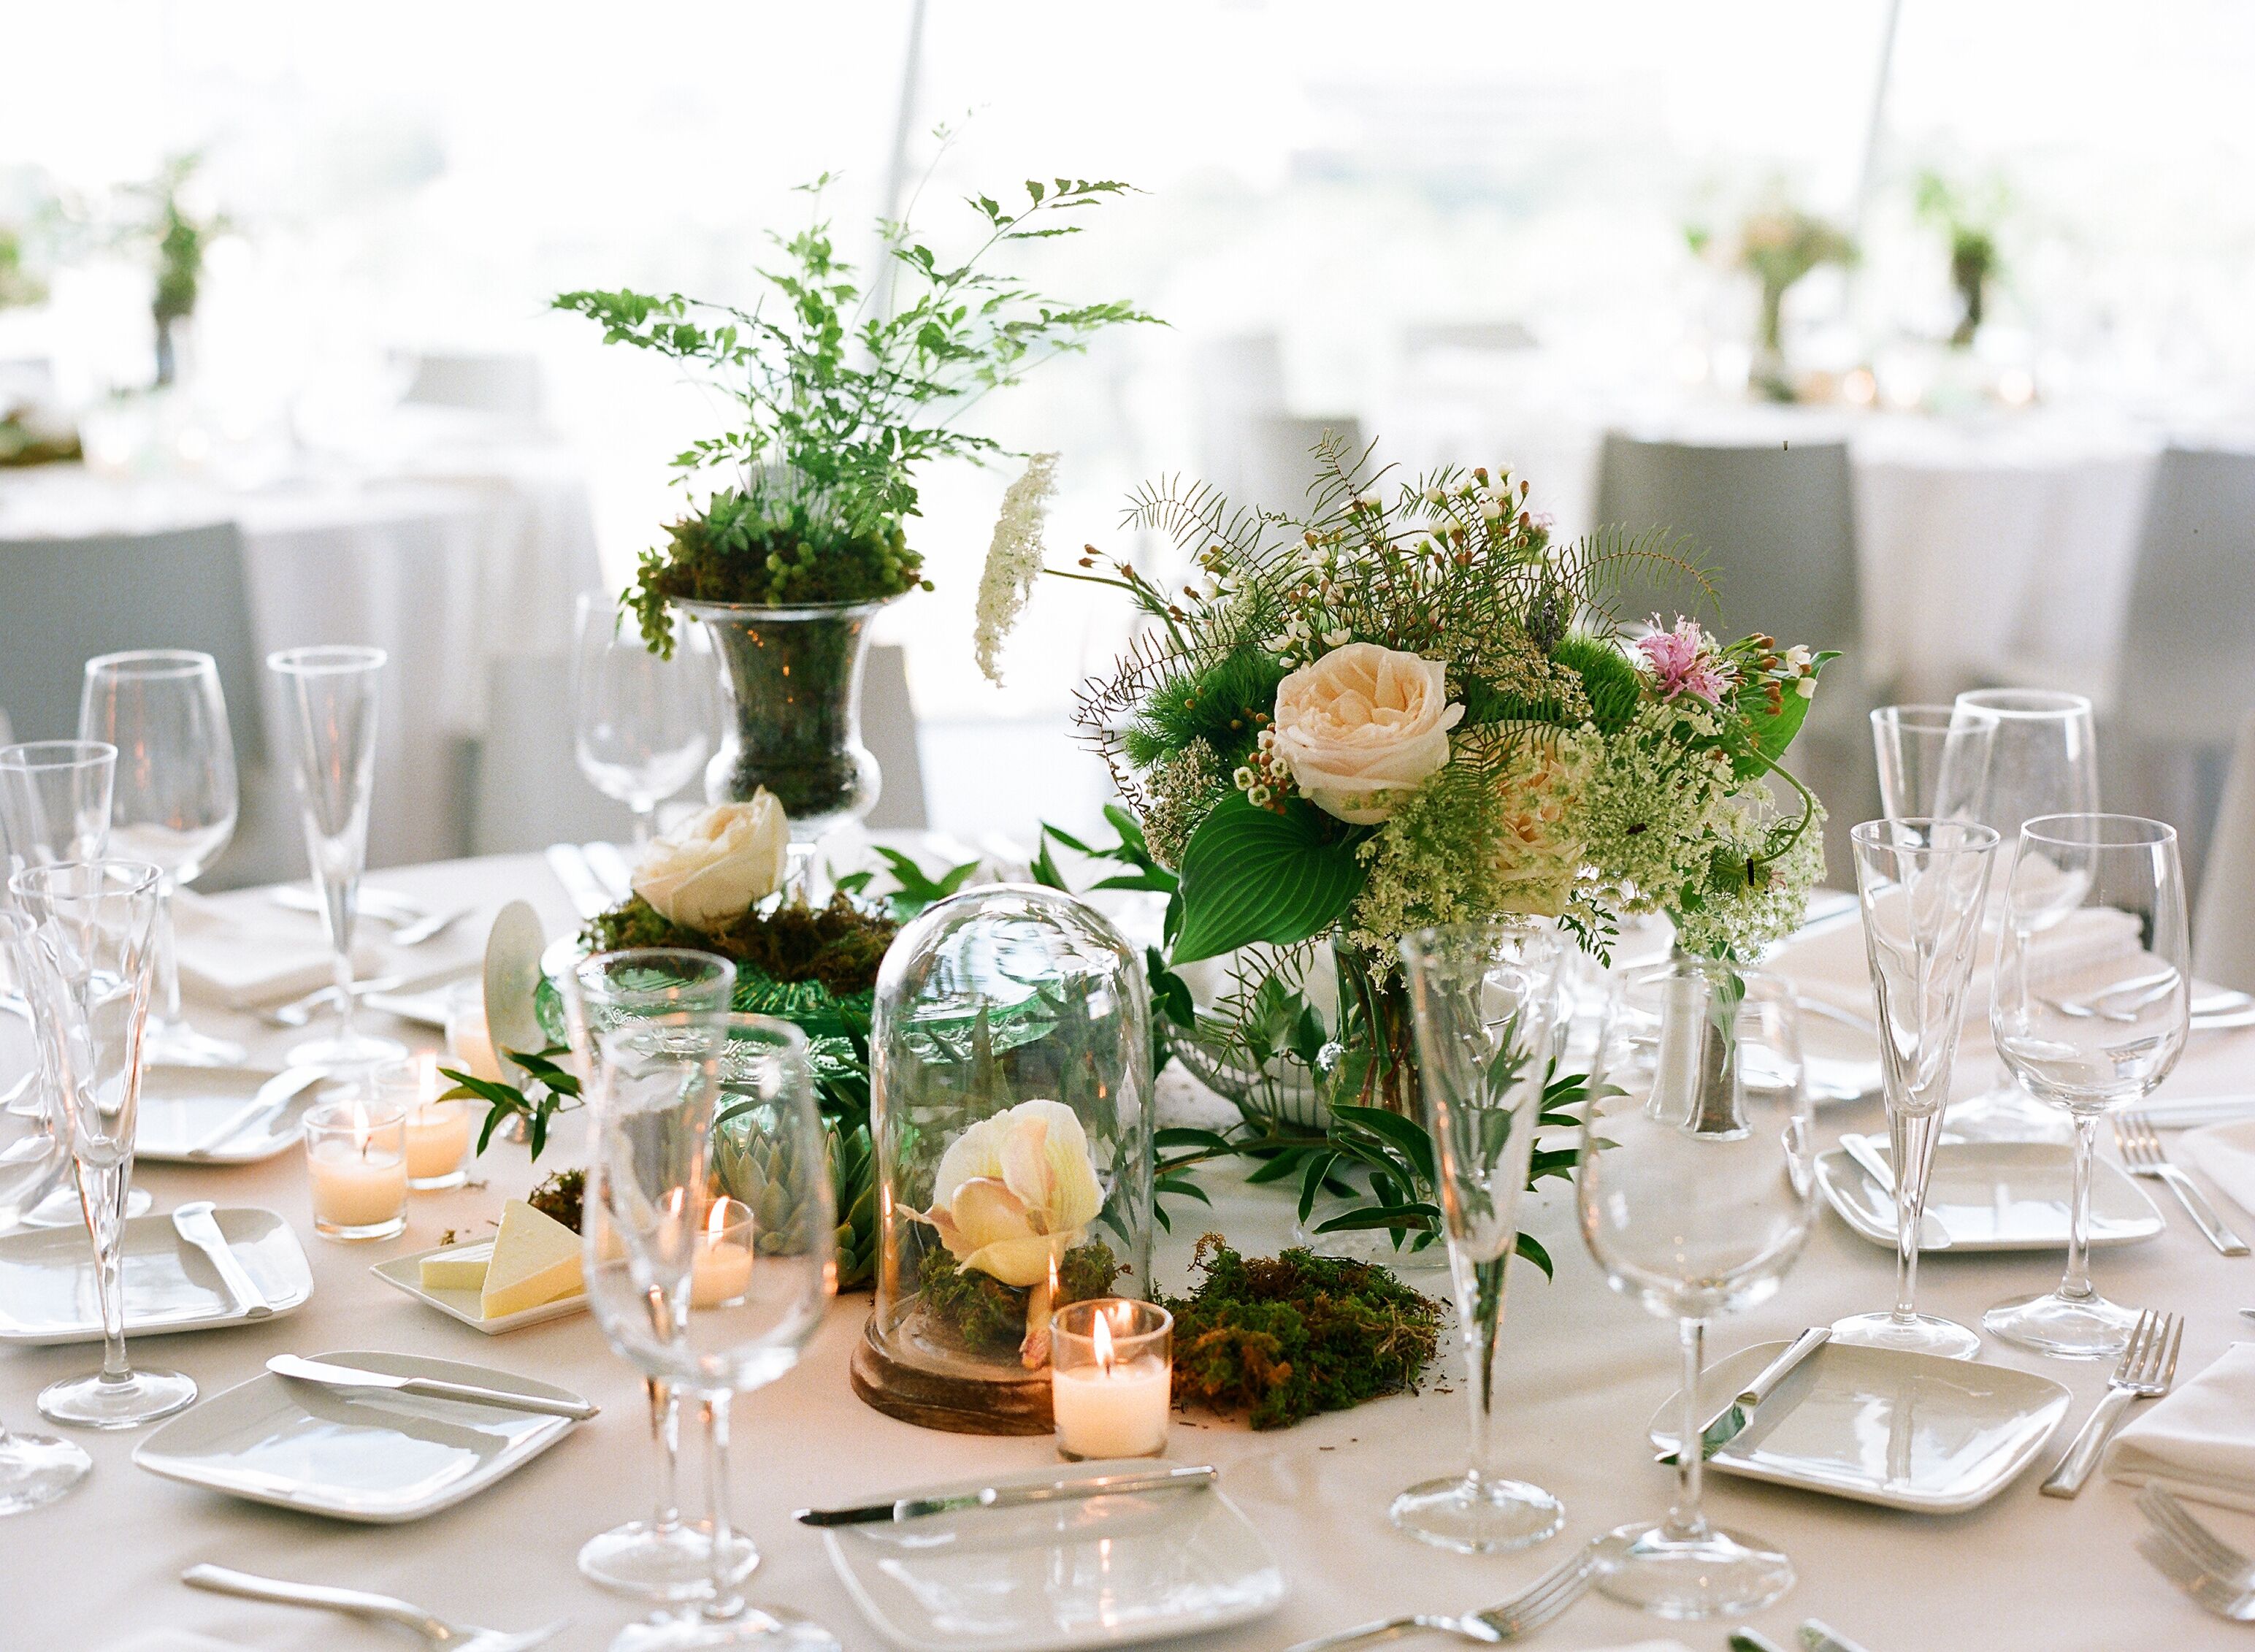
[1914,168,2008,351]
[1689,199,1856,402]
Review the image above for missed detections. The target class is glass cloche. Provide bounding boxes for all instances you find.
[851,884,1153,1434]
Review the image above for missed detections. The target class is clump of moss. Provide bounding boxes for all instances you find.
[527,1168,585,1234]
[586,892,896,999]
[916,1240,1125,1358]
[1165,1236,1444,1429]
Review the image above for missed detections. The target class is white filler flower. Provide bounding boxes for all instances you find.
[973,451,1060,686]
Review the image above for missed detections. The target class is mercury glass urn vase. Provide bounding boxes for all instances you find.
[854,885,1154,1435]
[681,597,888,844]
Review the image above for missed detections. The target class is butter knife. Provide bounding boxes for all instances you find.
[1730,1632,1792,1652]
[1656,1327,1829,1464]
[543,843,612,919]
[267,1355,598,1420]
[172,1201,272,1319]
[187,1066,326,1157]
[795,1463,1217,1526]
[1840,1133,1951,1250]
[1801,1621,1876,1652]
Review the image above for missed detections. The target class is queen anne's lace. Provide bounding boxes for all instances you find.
[973,452,1060,685]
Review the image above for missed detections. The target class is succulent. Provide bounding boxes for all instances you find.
[711,1111,878,1292]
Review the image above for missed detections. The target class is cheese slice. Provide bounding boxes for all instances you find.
[479,1199,584,1319]
[419,1240,494,1293]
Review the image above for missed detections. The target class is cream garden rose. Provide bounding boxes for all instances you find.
[631,793,789,930]
[919,1098,1103,1288]
[1270,641,1464,824]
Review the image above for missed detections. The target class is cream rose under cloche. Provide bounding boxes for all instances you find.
[630,793,789,930]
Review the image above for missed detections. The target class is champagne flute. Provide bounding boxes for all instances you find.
[1393,920,1565,1554]
[12,858,195,1428]
[562,947,745,1603]
[80,650,243,1066]
[584,1012,838,1652]
[573,593,715,846]
[267,646,403,1070]
[1577,960,1816,1620]
[1832,819,1999,1360]
[1948,689,2100,1142]
[1871,704,1999,822]
[1986,814,2190,1358]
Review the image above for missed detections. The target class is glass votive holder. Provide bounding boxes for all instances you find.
[370,1055,472,1191]
[444,980,505,1083]
[303,1098,409,1241]
[1050,1297,1173,1461]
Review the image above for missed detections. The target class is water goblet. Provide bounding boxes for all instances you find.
[12,858,196,1428]
[1831,818,1999,1361]
[267,646,404,1071]
[562,947,746,1603]
[573,592,715,846]
[1947,689,2100,1141]
[1392,919,1566,1554]
[80,649,244,1066]
[1871,703,1999,823]
[1986,814,2190,1358]
[1577,959,1817,1619]
[584,1012,839,1651]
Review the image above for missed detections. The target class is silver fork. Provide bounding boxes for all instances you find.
[1278,1542,1601,1651]
[2140,1483,2255,1592]
[2116,1112,2249,1255]
[182,1564,565,1650]
[2040,1308,2184,1497]
[256,974,409,1029]
[2138,1515,2255,1621]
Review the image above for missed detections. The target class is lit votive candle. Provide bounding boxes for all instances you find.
[1051,1297,1173,1461]
[444,981,505,1084]
[304,1098,408,1242]
[691,1198,755,1308]
[372,1055,472,1190]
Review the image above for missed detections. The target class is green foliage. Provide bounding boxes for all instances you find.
[1553,632,1643,734]
[1120,647,1287,772]
[587,891,896,1001]
[1171,792,1367,964]
[915,1239,1123,1356]
[868,847,981,922]
[1164,1237,1444,1429]
[526,1168,583,1235]
[556,171,1158,646]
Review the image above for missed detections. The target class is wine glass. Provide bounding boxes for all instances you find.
[12,858,196,1428]
[1948,689,2101,1142]
[80,650,243,1067]
[584,1012,838,1652]
[1832,819,1999,1360]
[1577,959,1817,1620]
[561,947,745,1602]
[1986,814,2190,1358]
[267,646,404,1070]
[1871,704,1999,822]
[1393,920,1566,1554]
[573,593,715,846]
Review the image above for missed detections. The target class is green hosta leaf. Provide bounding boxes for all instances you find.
[1733,650,1840,779]
[1170,792,1366,965]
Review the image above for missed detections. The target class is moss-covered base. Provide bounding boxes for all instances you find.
[915,1241,1125,1360]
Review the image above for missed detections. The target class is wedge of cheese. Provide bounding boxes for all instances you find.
[478,1199,584,1319]
[419,1240,494,1293]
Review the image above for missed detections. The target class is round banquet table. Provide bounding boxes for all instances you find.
[8,852,2255,1651]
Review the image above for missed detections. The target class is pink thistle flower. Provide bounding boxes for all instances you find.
[1634,617,1734,705]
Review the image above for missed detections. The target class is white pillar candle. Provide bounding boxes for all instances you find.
[308,1142,408,1229]
[404,1101,472,1183]
[691,1198,756,1307]
[1052,1305,1171,1459]
[445,986,505,1085]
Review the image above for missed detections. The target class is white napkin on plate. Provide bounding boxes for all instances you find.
[2104,1342,2255,1510]
[2180,1119,2255,1218]
[173,889,378,1009]
[1768,900,2143,1007]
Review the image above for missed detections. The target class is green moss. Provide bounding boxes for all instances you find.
[1165,1236,1444,1429]
[527,1169,584,1234]
[586,892,895,1000]
[916,1239,1125,1358]
[1553,632,1643,735]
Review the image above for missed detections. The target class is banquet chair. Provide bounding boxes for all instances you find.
[860,643,928,831]
[402,351,546,427]
[1192,332,1286,503]
[2194,708,2255,995]
[1593,433,1878,882]
[1237,413,1368,513]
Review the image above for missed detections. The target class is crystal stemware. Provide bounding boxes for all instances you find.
[267,646,404,1071]
[12,858,197,1428]
[1832,818,1999,1360]
[1871,703,1999,824]
[1986,814,2191,1358]
[1577,960,1817,1620]
[1392,919,1566,1555]
[80,650,244,1066]
[1948,689,2100,1142]
[562,948,748,1602]
[573,592,715,846]
[583,1012,839,1651]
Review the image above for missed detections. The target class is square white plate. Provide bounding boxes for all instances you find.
[0,1207,312,1344]
[823,1459,1285,1652]
[134,1065,324,1163]
[370,1239,587,1334]
[1647,1339,2070,1512]
[134,1347,586,1522]
[1817,1137,2164,1251]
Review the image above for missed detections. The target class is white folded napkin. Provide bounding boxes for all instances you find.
[2181,1119,2255,1218]
[172,890,378,1009]
[1767,900,2143,1010]
[2105,1342,2255,1510]
[2140,1095,2255,1130]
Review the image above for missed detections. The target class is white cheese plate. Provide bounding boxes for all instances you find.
[370,1239,587,1334]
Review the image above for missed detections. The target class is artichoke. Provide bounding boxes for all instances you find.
[711,1112,878,1292]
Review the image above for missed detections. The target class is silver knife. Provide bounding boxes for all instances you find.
[187,1066,326,1156]
[1657,1327,1830,1464]
[543,843,612,919]
[172,1201,272,1319]
[795,1463,1217,1526]
[267,1355,598,1420]
[1801,1621,1875,1652]
[1730,1633,1792,1652]
[1840,1133,1951,1250]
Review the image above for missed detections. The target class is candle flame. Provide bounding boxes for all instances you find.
[349,1100,371,1157]
[1091,1307,1114,1373]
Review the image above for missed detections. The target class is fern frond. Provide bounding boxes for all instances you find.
[1120,474,1268,565]
[1558,525,1718,630]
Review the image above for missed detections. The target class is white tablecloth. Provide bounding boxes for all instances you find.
[9,853,2255,1650]
[0,449,602,871]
